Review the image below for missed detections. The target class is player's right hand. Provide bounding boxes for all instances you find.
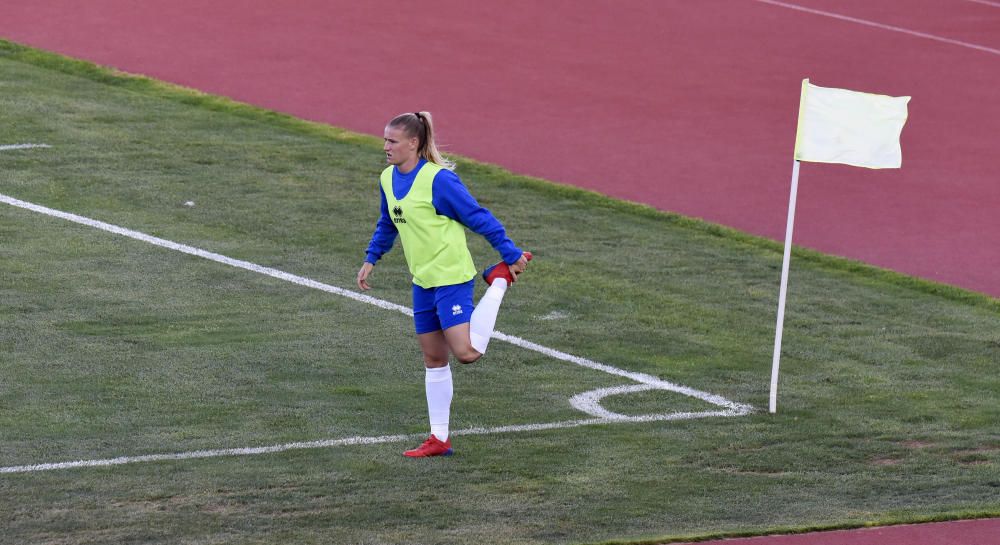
[357,262,375,291]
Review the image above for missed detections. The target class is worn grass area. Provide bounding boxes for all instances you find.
[1,40,998,545]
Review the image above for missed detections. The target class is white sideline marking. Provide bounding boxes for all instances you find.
[0,193,411,316]
[753,0,1000,56]
[1,412,742,475]
[0,143,52,151]
[0,192,753,473]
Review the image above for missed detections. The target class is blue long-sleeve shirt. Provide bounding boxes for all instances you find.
[365,159,522,267]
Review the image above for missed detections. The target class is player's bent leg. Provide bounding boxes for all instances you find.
[443,323,482,364]
[469,279,506,354]
[471,251,530,354]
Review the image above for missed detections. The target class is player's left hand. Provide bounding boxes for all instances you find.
[509,252,530,281]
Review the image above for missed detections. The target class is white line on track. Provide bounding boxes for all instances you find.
[753,0,1000,56]
[0,192,753,474]
[963,0,1000,8]
[0,143,52,151]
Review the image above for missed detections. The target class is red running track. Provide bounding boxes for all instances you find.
[1,1,998,297]
[0,2,998,543]
[677,518,1000,545]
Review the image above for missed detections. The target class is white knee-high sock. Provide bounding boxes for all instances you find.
[469,278,508,354]
[425,364,453,441]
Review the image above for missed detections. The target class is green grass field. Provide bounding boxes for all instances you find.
[1,41,998,545]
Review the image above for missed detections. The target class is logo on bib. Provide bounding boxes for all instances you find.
[392,206,406,224]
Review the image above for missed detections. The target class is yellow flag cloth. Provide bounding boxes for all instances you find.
[794,79,910,169]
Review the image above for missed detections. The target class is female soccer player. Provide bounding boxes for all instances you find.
[357,111,531,457]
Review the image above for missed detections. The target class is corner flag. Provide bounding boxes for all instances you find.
[794,79,910,169]
[770,79,910,414]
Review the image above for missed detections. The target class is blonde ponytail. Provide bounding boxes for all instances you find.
[388,111,456,170]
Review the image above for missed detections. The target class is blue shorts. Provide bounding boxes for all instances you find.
[412,280,475,334]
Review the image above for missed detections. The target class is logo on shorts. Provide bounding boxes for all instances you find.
[392,206,406,224]
[451,304,463,316]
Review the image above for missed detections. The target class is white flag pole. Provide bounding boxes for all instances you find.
[769,159,801,414]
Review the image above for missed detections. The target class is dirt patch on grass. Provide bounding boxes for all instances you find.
[900,440,934,449]
[872,457,903,466]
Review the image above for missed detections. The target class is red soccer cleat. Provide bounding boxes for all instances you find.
[403,434,454,458]
[482,251,532,285]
